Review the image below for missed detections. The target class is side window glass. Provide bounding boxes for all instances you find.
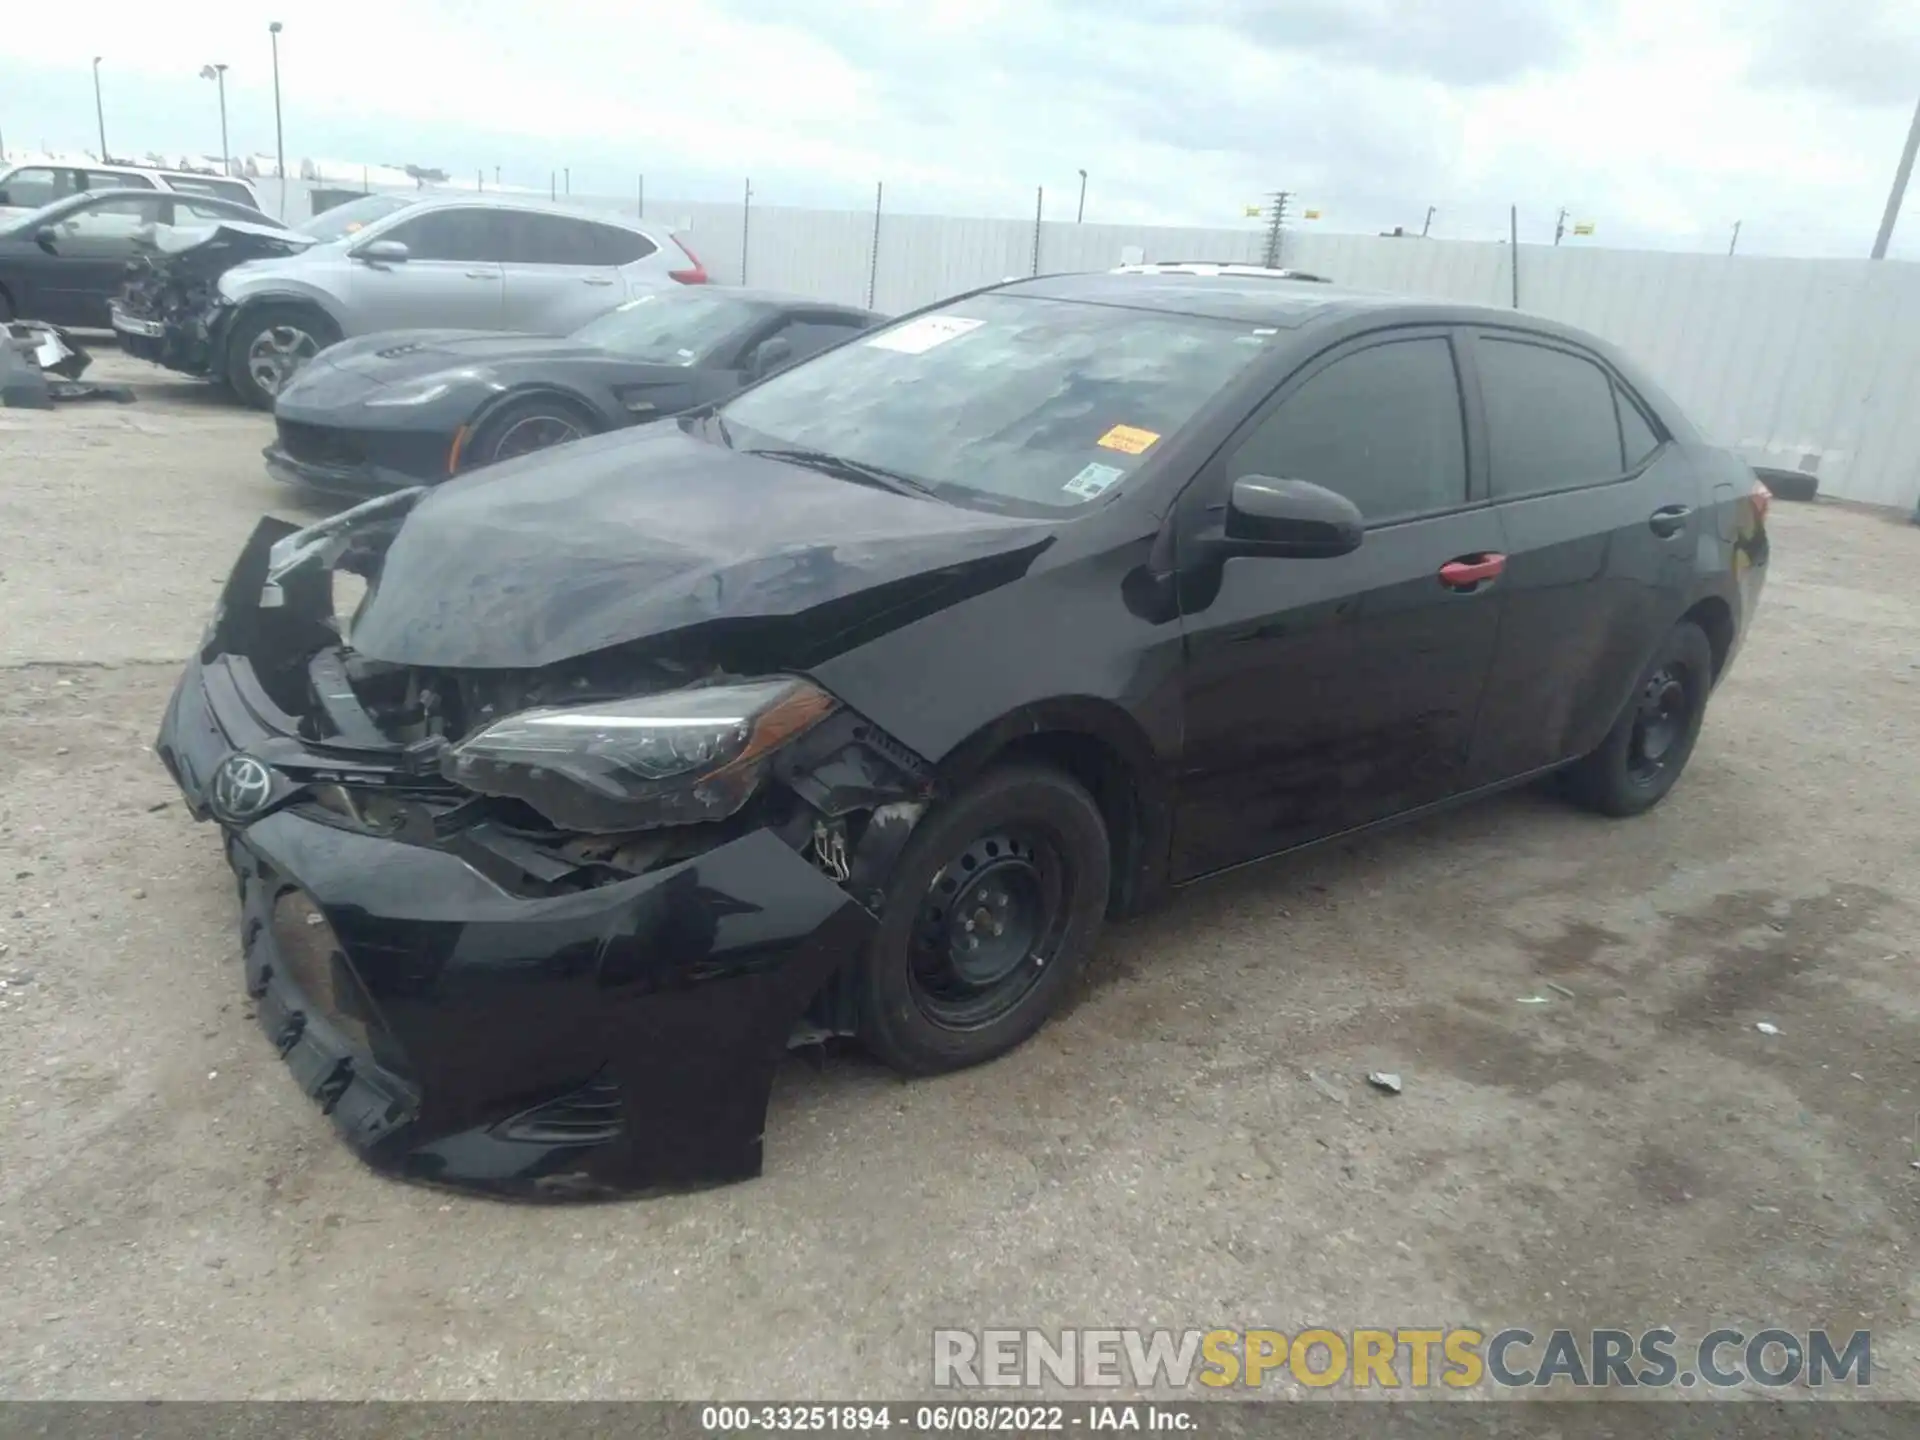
[1478,337,1626,497]
[498,212,602,265]
[1617,389,1662,467]
[775,319,868,361]
[1227,337,1468,524]
[1,168,64,207]
[91,170,155,189]
[589,222,656,265]
[385,208,504,263]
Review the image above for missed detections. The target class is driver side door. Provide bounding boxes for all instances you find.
[1171,328,1508,879]
[33,193,172,327]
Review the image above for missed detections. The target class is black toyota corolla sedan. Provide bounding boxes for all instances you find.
[155,268,1770,1199]
[263,286,883,496]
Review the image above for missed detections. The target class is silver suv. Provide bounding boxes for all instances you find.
[128,192,711,407]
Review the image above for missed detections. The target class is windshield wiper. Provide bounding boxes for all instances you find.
[744,447,940,500]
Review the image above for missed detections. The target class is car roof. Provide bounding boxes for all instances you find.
[726,286,878,319]
[14,187,278,220]
[996,269,1581,337]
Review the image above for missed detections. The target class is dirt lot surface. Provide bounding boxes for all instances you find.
[1,344,1916,1401]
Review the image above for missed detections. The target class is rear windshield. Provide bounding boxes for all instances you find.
[296,193,413,242]
[718,292,1277,512]
[571,291,766,364]
[166,176,259,209]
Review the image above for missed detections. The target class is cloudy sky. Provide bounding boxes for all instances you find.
[4,0,1917,257]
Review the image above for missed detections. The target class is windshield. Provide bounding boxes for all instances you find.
[717,293,1277,512]
[296,193,413,242]
[571,291,767,363]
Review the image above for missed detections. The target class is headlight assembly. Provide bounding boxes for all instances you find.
[442,676,838,832]
[365,380,454,408]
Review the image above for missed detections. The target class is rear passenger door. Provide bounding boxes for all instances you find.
[497,212,627,333]
[1171,329,1508,878]
[349,206,506,331]
[1464,329,1694,784]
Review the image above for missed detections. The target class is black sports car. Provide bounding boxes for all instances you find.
[264,287,884,496]
[155,271,1769,1199]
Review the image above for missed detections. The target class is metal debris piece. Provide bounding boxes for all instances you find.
[1546,981,1577,1000]
[1517,995,1551,1005]
[1366,1071,1403,1095]
[1755,1021,1781,1036]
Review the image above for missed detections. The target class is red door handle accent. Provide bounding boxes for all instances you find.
[1439,553,1506,588]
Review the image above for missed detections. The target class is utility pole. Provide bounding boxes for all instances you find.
[637,173,644,218]
[1076,168,1087,223]
[1032,185,1044,273]
[1870,93,1920,260]
[1421,204,1435,238]
[1554,207,1567,246]
[867,180,883,310]
[563,167,570,195]
[1509,204,1520,308]
[268,22,286,213]
[1261,191,1291,268]
[742,177,753,285]
[1729,220,1742,256]
[200,65,230,174]
[91,57,108,161]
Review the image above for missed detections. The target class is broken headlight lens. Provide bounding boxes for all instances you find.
[441,677,838,833]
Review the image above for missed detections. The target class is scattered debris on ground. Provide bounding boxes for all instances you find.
[1366,1071,1403,1095]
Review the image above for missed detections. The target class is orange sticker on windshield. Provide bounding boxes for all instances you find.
[1097,424,1160,455]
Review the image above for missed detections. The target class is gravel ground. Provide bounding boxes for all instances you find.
[1,344,1916,1401]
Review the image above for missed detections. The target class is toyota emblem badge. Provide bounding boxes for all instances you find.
[212,753,275,822]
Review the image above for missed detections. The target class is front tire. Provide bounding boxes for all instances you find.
[857,764,1111,1076]
[465,395,599,470]
[227,303,339,410]
[1562,620,1714,817]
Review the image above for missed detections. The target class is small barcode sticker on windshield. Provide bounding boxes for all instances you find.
[866,315,985,354]
[1064,463,1125,499]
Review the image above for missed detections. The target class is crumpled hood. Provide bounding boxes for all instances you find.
[346,424,1055,670]
[138,220,311,278]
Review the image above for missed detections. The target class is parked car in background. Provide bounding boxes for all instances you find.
[264,287,884,497]
[0,189,289,328]
[112,192,711,408]
[0,161,263,217]
[155,270,1769,1196]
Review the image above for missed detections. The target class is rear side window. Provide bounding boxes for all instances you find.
[384,207,509,263]
[1618,391,1662,467]
[168,177,256,209]
[496,212,620,265]
[88,170,155,190]
[1228,336,1469,524]
[1478,336,1625,498]
[587,222,656,265]
[1,167,71,207]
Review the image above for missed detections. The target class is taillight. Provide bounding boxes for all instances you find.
[1750,477,1772,525]
[669,236,709,284]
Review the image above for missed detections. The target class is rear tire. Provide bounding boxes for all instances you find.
[857,764,1110,1076]
[465,395,599,471]
[226,303,340,410]
[1562,621,1714,817]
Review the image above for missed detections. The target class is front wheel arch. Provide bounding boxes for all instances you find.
[459,387,607,472]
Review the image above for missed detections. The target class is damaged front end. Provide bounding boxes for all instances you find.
[156,494,939,1199]
[113,222,310,377]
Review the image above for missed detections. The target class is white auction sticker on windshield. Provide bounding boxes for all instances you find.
[866,315,985,354]
[1063,462,1125,499]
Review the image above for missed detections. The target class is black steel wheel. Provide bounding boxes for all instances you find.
[1563,620,1713,817]
[859,764,1110,1075]
[467,396,598,472]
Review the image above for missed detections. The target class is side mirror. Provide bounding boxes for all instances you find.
[1223,476,1364,558]
[34,227,59,255]
[354,239,409,264]
[751,336,794,378]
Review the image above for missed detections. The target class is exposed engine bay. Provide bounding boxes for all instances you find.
[115,222,312,377]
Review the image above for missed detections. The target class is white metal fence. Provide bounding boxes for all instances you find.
[258,179,1920,511]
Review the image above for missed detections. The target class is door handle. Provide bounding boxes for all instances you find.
[463,270,494,280]
[1438,552,1506,591]
[581,276,615,286]
[1649,504,1692,538]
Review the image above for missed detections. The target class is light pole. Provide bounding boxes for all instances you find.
[1076,168,1087,223]
[92,57,108,161]
[1870,93,1920,260]
[268,22,286,210]
[199,64,231,174]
